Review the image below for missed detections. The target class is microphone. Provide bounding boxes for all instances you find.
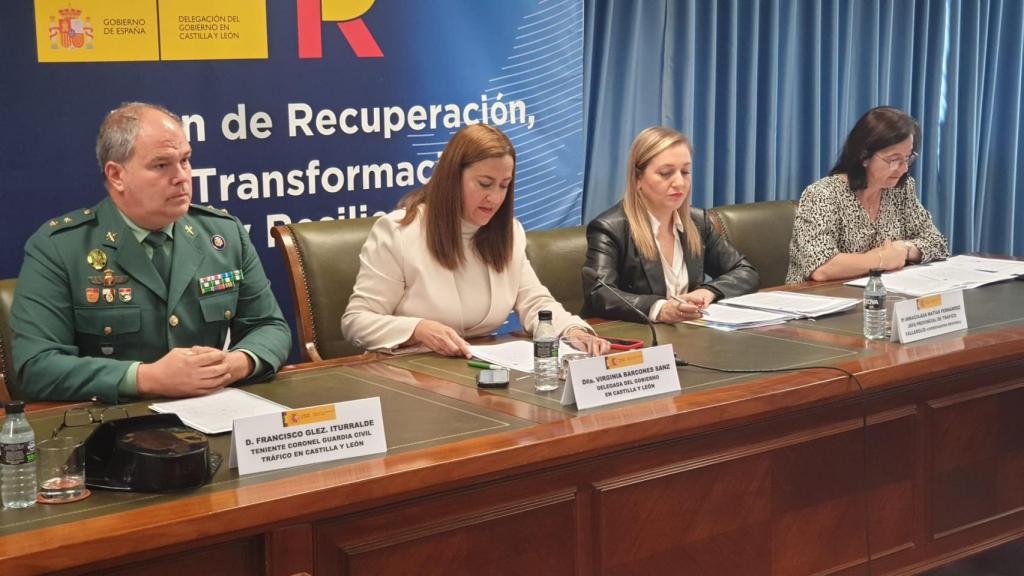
[593,275,660,348]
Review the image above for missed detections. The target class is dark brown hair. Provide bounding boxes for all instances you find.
[830,106,921,191]
[400,124,516,271]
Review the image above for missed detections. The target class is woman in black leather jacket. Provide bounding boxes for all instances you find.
[582,127,759,323]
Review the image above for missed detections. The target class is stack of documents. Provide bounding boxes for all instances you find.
[684,303,791,331]
[718,291,859,318]
[845,256,1022,296]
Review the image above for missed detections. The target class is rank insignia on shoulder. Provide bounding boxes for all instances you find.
[85,288,99,303]
[211,234,226,251]
[199,269,244,295]
[87,249,107,270]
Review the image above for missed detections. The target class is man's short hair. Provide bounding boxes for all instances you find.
[95,102,182,174]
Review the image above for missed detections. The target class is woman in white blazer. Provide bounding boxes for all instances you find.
[342,124,607,357]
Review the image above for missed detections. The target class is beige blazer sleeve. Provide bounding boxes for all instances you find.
[511,221,593,337]
[341,212,422,351]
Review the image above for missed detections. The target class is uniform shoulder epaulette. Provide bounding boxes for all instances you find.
[44,207,97,234]
[190,204,234,219]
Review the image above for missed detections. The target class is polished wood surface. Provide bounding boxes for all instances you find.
[1,280,1022,575]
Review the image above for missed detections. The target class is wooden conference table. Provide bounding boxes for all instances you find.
[0,280,1022,575]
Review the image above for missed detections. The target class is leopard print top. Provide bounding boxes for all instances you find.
[786,175,949,283]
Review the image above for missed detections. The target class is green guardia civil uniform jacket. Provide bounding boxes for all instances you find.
[11,197,292,402]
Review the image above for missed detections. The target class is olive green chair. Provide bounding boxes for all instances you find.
[707,200,798,288]
[525,225,588,315]
[272,218,380,362]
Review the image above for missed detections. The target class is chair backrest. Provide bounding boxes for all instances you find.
[271,218,380,362]
[707,200,798,288]
[525,225,588,315]
[0,278,16,402]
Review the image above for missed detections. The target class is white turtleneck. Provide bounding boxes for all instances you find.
[452,218,492,330]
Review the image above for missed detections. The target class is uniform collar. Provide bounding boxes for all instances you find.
[116,208,175,244]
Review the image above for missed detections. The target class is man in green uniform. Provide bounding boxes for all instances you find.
[11,102,291,402]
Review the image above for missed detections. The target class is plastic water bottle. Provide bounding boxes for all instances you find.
[2,401,38,508]
[863,268,888,340]
[533,310,559,391]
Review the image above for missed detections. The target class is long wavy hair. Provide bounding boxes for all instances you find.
[623,126,700,261]
[400,124,516,272]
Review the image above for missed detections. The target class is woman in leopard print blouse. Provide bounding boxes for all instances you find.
[786,107,948,284]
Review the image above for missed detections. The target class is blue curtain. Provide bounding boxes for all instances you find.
[583,0,1024,256]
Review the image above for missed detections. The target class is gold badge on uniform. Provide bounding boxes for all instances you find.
[89,268,127,286]
[185,224,195,237]
[85,288,99,303]
[211,234,226,251]
[87,249,107,270]
[102,288,115,303]
[105,231,118,243]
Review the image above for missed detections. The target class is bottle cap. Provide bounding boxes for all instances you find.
[538,310,552,321]
[868,268,883,276]
[3,401,26,414]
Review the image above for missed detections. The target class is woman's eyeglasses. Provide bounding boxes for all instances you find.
[878,151,919,170]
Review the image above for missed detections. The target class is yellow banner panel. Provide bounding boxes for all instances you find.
[159,0,268,61]
[35,0,159,63]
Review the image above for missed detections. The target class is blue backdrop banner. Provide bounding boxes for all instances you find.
[0,0,585,355]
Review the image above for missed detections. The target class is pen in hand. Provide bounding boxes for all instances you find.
[670,295,704,316]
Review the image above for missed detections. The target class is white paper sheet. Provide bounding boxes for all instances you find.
[150,388,289,434]
[469,340,536,373]
[719,291,858,317]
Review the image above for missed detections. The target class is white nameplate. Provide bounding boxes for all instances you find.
[891,290,968,344]
[560,344,680,409]
[229,397,387,475]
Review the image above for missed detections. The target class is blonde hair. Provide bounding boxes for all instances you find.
[400,124,515,272]
[623,127,701,261]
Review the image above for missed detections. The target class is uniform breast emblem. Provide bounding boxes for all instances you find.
[87,249,107,270]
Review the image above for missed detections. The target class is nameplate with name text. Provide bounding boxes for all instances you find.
[560,344,680,409]
[229,397,387,475]
[891,290,968,344]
